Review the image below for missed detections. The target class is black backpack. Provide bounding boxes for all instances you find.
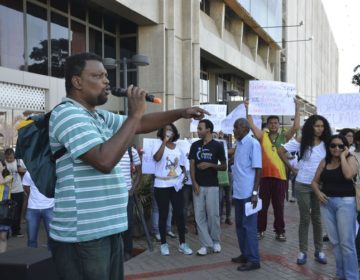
[15,110,66,198]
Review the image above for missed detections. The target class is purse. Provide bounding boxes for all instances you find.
[0,199,17,225]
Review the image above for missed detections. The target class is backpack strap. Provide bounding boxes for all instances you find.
[128,147,133,163]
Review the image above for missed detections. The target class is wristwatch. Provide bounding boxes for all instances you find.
[252,190,258,196]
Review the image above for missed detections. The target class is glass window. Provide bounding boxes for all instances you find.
[51,12,69,77]
[89,28,102,56]
[70,0,85,20]
[27,2,48,75]
[88,7,102,28]
[104,15,116,33]
[70,20,86,54]
[119,18,137,35]
[200,0,210,16]
[0,0,24,70]
[200,71,209,104]
[120,70,137,88]
[104,35,116,86]
[51,0,68,13]
[120,36,136,69]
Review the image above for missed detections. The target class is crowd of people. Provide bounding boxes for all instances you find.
[0,52,359,280]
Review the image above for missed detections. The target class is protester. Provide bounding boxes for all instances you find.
[231,118,262,271]
[339,128,355,152]
[119,146,142,261]
[4,148,26,237]
[23,171,54,248]
[246,99,300,241]
[278,115,332,265]
[0,161,12,253]
[152,124,192,256]
[48,52,208,280]
[311,134,358,280]
[189,119,226,256]
[352,130,360,266]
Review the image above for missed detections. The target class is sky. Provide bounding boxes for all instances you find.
[322,0,360,93]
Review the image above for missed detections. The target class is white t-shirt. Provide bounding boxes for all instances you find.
[5,159,26,193]
[119,147,141,191]
[152,143,186,188]
[22,171,54,209]
[283,139,326,184]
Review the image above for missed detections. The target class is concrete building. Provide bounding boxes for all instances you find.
[0,0,284,146]
[282,0,339,116]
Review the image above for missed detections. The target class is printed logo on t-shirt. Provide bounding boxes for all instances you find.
[196,147,212,160]
[166,156,179,176]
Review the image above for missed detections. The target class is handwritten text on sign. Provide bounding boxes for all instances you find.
[249,80,296,116]
[317,94,360,128]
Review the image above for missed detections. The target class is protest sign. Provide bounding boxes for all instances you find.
[190,104,227,132]
[221,103,262,134]
[317,93,360,128]
[248,80,296,115]
[141,138,162,174]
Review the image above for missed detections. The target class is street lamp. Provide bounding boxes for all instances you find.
[103,54,150,115]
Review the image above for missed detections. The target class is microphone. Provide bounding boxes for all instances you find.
[111,87,162,104]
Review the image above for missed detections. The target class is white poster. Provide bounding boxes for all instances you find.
[249,80,296,116]
[221,104,262,134]
[317,93,360,128]
[190,104,227,132]
[141,138,162,174]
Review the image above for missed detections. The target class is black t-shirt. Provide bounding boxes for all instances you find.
[188,139,226,186]
[320,165,355,197]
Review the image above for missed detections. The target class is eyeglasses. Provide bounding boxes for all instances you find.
[329,143,345,149]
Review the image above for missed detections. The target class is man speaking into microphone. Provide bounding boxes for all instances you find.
[48,52,208,280]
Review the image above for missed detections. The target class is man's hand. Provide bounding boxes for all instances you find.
[197,162,212,170]
[251,195,258,209]
[181,107,210,120]
[127,85,147,119]
[193,182,200,195]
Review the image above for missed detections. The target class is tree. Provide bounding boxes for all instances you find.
[352,65,360,88]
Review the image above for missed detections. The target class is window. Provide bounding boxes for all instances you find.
[26,2,48,75]
[200,0,210,16]
[0,0,24,70]
[70,20,86,54]
[200,71,209,104]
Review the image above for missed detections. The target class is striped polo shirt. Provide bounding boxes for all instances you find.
[49,98,128,242]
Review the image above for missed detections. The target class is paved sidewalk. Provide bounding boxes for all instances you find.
[6,199,339,279]
[124,200,337,280]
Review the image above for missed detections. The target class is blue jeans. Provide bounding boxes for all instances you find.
[321,197,359,280]
[234,197,260,263]
[26,207,53,248]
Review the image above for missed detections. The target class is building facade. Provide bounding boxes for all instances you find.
[282,0,338,114]
[0,0,285,146]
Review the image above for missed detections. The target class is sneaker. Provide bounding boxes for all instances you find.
[231,255,247,264]
[12,232,24,238]
[178,243,193,255]
[275,233,286,242]
[314,251,327,264]
[213,243,221,253]
[167,231,176,238]
[225,218,233,225]
[197,247,208,256]
[154,234,161,242]
[257,232,265,240]
[296,252,307,265]
[160,243,170,256]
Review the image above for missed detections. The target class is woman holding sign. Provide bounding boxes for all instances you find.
[278,115,332,265]
[152,124,192,256]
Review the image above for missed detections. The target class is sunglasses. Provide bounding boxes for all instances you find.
[329,143,345,149]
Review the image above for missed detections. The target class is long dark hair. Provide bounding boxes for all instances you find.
[299,115,332,160]
[156,123,180,142]
[325,134,349,164]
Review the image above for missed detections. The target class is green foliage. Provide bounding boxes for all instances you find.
[135,174,153,218]
[352,65,360,87]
